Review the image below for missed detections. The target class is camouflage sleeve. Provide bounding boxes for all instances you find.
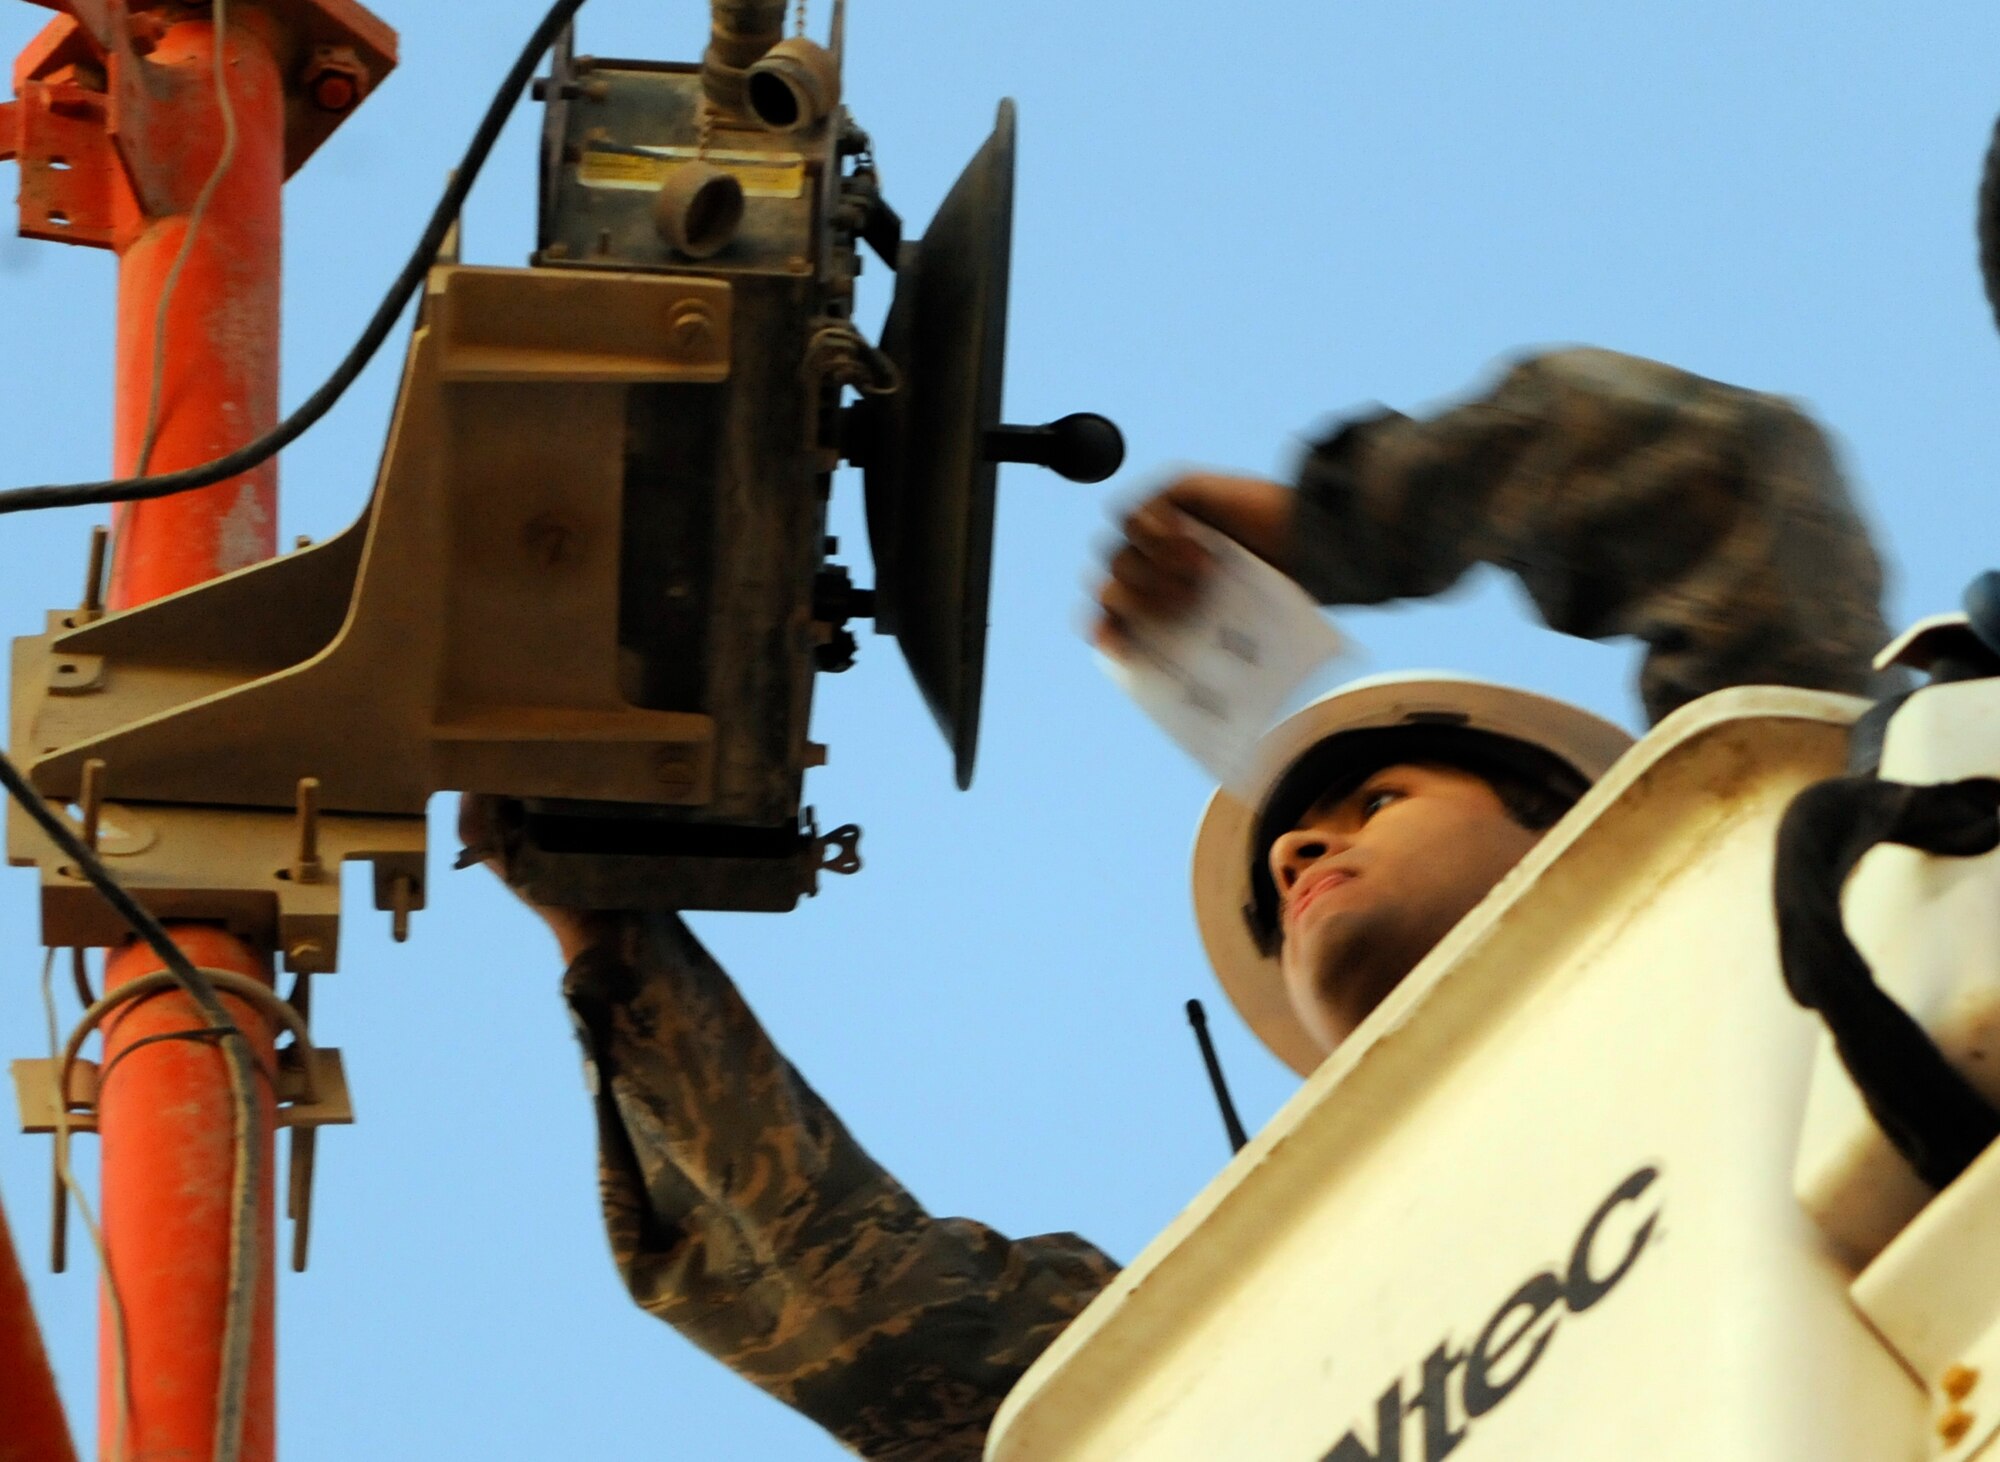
[561,913,1121,1460]
[1287,347,1908,724]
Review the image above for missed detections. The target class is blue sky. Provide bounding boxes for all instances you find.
[3,2,1998,1456]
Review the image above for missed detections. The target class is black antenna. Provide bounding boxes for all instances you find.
[1185,999,1249,1154]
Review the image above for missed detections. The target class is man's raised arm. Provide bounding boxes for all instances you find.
[1099,348,1906,724]
[561,912,1119,1460]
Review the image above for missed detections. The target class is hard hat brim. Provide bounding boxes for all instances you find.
[1192,675,1635,1077]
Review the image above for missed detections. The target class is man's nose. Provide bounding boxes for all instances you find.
[1270,823,1348,894]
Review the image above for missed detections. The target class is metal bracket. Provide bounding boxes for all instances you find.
[4,763,428,973]
[11,964,354,1273]
[12,1043,351,1273]
[11,1043,352,1136]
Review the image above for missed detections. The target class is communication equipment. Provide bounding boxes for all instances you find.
[9,0,1125,938]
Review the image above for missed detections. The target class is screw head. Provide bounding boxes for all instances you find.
[302,48,367,114]
[668,302,717,355]
[310,73,358,112]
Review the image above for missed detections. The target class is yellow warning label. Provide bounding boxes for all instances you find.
[577,147,806,200]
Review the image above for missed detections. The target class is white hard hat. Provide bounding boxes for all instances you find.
[1191,673,1635,1076]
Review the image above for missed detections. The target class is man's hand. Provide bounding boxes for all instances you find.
[1093,472,1296,652]
[456,793,619,964]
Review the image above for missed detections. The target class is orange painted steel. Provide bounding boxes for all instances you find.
[100,15,286,1462]
[5,2,396,1457]
[0,1186,79,1462]
[106,13,286,606]
[99,929,278,1462]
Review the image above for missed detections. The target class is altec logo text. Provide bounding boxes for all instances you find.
[1321,1165,1662,1461]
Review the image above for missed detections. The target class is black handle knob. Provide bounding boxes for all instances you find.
[984,413,1126,484]
[1967,570,2000,658]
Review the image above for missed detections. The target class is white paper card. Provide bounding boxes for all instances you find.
[1100,524,1356,793]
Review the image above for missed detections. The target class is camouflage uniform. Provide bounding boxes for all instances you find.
[558,347,1901,1458]
[562,913,1120,1460]
[1291,347,1905,721]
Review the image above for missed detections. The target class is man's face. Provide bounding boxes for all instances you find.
[1267,761,1542,1055]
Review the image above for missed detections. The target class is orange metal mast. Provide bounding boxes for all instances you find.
[99,20,287,1453]
[0,1189,78,1462]
[1,3,394,1456]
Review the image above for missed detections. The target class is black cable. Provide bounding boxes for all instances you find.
[70,946,97,1008]
[0,0,592,518]
[0,745,265,1462]
[95,1026,282,1102]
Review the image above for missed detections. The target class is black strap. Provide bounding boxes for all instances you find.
[1774,775,2000,1190]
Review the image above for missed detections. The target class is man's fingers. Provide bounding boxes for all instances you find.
[1095,577,1157,642]
[1120,499,1210,570]
[1089,471,1294,657]
[1153,471,1296,569]
[1108,541,1202,601]
[1091,610,1131,658]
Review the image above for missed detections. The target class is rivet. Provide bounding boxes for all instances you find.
[1941,1407,1975,1446]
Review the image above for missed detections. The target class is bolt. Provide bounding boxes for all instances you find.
[389,874,415,944]
[311,73,357,112]
[668,302,717,355]
[125,11,169,56]
[293,777,323,885]
[78,759,106,852]
[1946,1366,1981,1403]
[302,47,366,115]
[1941,1407,1974,1446]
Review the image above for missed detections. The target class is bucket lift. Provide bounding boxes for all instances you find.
[986,620,2000,1462]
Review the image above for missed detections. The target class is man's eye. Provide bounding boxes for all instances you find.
[1360,788,1404,821]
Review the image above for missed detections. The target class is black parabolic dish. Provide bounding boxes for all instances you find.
[864,100,1016,791]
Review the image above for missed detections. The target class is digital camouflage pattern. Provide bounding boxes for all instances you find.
[557,347,1902,1458]
[1290,347,1906,723]
[562,913,1121,1460]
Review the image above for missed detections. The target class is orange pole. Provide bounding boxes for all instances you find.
[98,932,277,1462]
[99,15,285,1461]
[106,12,285,606]
[0,1185,79,1462]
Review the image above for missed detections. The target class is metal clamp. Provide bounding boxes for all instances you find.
[10,967,353,1273]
